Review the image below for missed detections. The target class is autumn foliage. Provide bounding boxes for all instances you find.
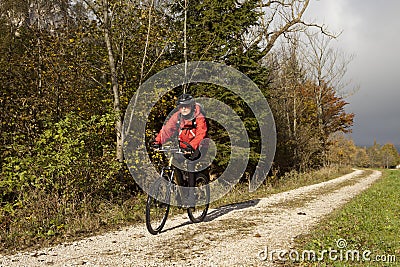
[1,0,393,251]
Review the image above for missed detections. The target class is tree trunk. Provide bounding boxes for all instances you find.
[103,0,123,162]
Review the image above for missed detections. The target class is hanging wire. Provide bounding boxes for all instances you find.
[183,0,188,94]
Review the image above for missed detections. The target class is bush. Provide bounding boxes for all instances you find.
[0,112,135,251]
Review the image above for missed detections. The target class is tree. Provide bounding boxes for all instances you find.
[297,33,356,165]
[1,0,97,160]
[168,0,259,64]
[81,0,176,161]
[267,36,354,171]
[267,41,316,171]
[381,143,400,168]
[80,0,124,161]
[254,0,335,57]
[326,133,357,167]
[367,140,383,168]
[302,32,355,96]
[354,146,370,168]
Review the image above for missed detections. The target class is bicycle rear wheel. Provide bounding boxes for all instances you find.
[187,173,210,223]
[145,177,171,235]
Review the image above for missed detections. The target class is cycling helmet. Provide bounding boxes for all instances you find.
[177,94,196,120]
[176,94,195,106]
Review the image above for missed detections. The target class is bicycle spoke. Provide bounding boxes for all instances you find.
[146,178,171,234]
[187,173,210,223]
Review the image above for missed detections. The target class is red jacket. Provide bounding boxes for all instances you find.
[155,104,207,150]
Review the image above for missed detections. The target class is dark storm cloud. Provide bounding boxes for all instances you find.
[306,0,400,147]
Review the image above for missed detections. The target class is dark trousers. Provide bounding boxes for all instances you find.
[187,161,196,207]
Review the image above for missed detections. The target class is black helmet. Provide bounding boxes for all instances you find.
[177,94,196,120]
[176,94,195,106]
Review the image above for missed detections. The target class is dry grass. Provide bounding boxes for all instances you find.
[0,166,353,255]
[0,192,148,255]
[211,166,354,209]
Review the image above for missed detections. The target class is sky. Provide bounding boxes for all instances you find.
[305,0,400,148]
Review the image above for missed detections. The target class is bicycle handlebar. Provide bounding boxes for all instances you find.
[153,140,194,155]
[154,146,185,154]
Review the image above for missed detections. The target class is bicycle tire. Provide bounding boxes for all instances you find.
[187,173,210,223]
[145,177,171,235]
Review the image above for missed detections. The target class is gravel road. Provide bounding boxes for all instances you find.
[0,169,381,267]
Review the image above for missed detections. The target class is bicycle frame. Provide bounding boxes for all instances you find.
[145,145,210,234]
[157,146,184,184]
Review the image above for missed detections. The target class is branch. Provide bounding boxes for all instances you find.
[254,0,338,59]
[262,1,291,8]
[82,0,103,25]
[300,22,340,39]
[139,0,155,86]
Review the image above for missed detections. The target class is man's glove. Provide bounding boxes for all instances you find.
[182,143,194,154]
[153,142,161,149]
[149,139,160,149]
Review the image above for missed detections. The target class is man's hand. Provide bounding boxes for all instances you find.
[183,144,194,155]
[149,139,160,149]
[179,141,194,154]
[153,143,161,149]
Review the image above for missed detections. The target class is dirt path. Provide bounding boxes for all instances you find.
[0,169,381,267]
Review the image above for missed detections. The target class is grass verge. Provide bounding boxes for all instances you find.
[211,166,353,209]
[0,192,148,254]
[289,169,400,266]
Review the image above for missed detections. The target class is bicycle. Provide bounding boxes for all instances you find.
[145,144,210,235]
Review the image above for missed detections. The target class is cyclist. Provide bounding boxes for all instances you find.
[152,94,208,160]
[151,93,208,207]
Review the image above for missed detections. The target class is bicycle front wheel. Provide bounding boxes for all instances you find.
[187,173,210,223]
[145,177,171,235]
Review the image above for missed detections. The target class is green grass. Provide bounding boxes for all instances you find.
[291,169,400,266]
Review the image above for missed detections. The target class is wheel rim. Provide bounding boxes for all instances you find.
[146,178,170,234]
[188,174,210,223]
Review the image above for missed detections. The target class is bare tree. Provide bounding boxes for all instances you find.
[245,0,336,58]
[82,0,124,161]
[299,33,356,128]
[297,33,356,166]
[102,0,124,162]
[267,30,355,171]
[300,32,356,96]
